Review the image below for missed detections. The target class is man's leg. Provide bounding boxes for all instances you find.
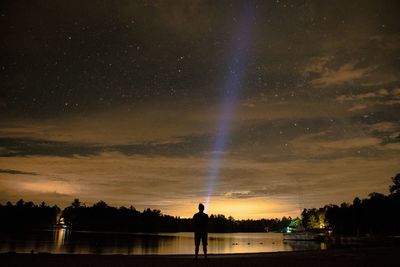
[194,234,200,260]
[202,234,208,259]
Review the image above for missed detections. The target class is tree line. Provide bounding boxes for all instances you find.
[301,173,400,236]
[0,198,294,233]
[0,199,60,230]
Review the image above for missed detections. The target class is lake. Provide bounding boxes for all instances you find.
[0,229,326,255]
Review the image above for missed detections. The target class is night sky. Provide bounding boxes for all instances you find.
[1,0,399,219]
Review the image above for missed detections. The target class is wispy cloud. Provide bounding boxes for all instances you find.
[309,62,375,88]
[290,132,382,157]
[335,87,400,111]
[0,135,211,158]
[0,169,38,175]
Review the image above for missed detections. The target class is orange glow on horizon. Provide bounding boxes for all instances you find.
[162,197,300,220]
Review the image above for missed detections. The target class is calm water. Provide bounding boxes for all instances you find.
[0,229,326,255]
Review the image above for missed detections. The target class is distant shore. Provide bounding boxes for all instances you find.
[1,246,399,267]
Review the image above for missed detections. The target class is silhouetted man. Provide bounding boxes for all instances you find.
[193,203,209,260]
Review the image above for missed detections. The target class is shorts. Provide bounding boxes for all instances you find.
[194,232,208,246]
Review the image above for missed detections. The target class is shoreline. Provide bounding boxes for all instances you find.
[1,246,399,266]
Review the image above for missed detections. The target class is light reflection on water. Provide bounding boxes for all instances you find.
[54,228,68,248]
[0,230,325,255]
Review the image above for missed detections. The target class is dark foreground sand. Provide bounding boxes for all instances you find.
[1,247,399,267]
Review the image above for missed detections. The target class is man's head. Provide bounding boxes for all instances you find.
[198,203,205,212]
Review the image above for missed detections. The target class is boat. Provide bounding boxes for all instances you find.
[283,231,325,241]
[283,225,327,241]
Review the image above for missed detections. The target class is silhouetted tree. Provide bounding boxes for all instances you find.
[389,173,400,194]
[58,200,296,233]
[303,173,400,236]
[0,199,60,230]
[71,198,82,208]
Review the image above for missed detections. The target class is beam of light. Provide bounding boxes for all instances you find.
[205,4,255,210]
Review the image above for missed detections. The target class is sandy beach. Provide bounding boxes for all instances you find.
[1,246,399,267]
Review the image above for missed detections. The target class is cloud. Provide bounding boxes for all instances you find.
[365,122,400,134]
[18,181,77,195]
[392,88,400,98]
[224,190,252,198]
[336,89,389,102]
[2,151,398,218]
[0,98,333,145]
[224,184,306,199]
[348,104,368,111]
[303,56,377,87]
[289,129,383,158]
[0,169,38,175]
[310,63,375,88]
[334,87,400,112]
[0,96,352,160]
[2,104,393,162]
[0,137,104,157]
[0,136,210,157]
[383,143,400,150]
[303,56,333,74]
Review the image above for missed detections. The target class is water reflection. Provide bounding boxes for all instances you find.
[0,230,326,255]
[54,228,69,248]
